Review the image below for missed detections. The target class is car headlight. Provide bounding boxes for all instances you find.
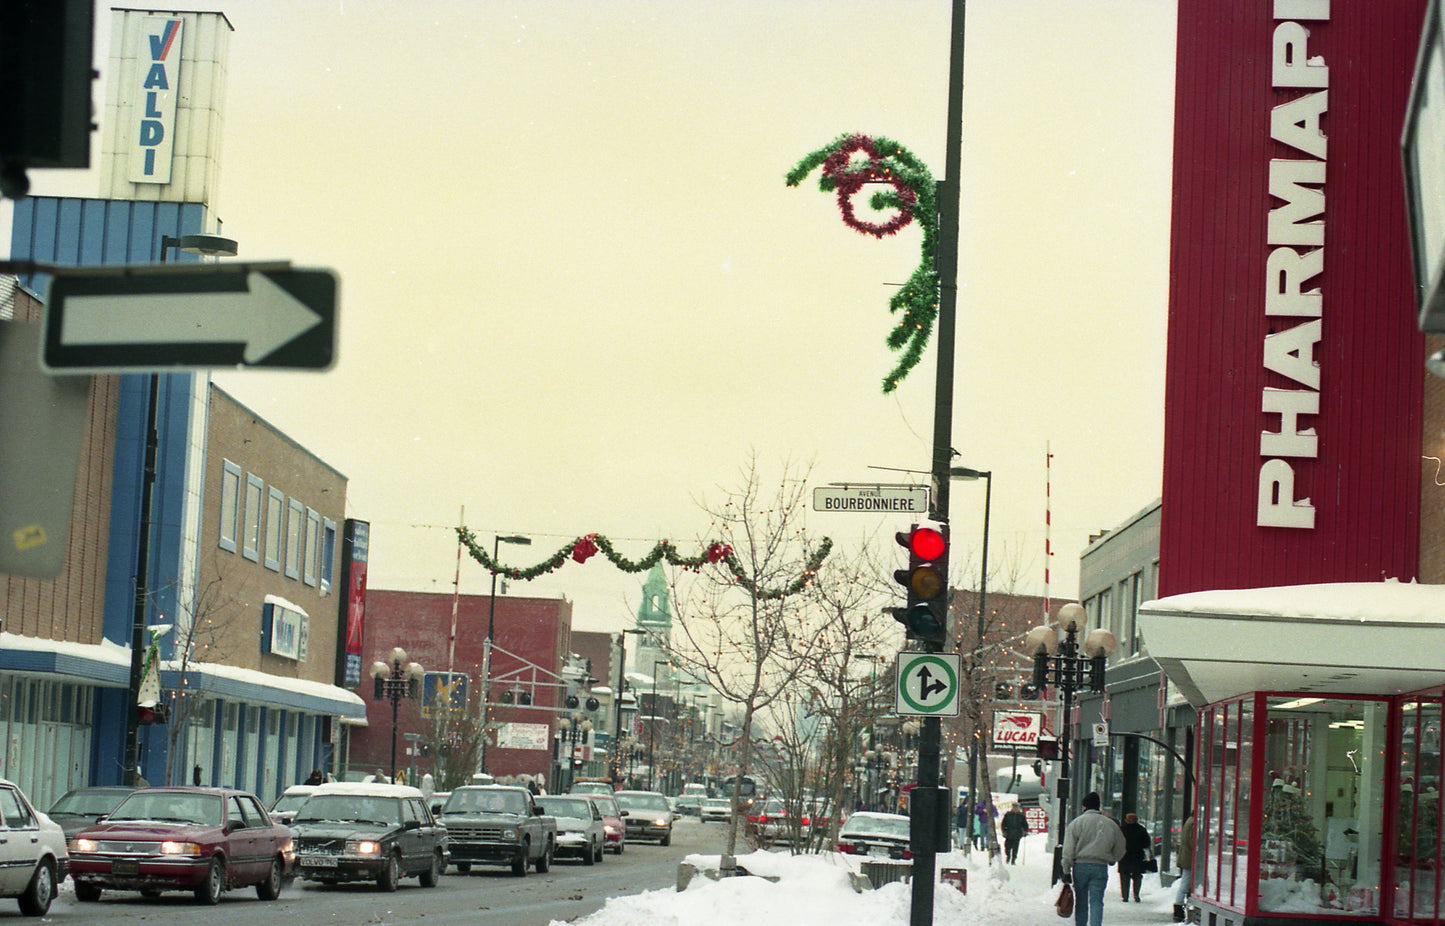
[71,838,98,853]
[346,839,381,856]
[160,841,202,855]
[653,819,668,827]
[501,828,517,840]
[604,824,619,835]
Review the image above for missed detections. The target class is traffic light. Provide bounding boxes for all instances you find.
[890,520,949,644]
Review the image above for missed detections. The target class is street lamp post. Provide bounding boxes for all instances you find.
[1027,602,1117,884]
[371,647,425,782]
[480,533,530,774]
[950,466,992,851]
[121,233,239,788]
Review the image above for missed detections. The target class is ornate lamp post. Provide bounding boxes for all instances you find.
[481,534,530,773]
[371,647,425,782]
[1027,602,1117,883]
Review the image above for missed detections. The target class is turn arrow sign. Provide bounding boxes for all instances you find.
[43,264,337,372]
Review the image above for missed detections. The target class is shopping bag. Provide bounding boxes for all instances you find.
[1056,882,1075,918]
[1145,857,1159,873]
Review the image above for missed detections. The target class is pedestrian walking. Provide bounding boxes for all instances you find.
[973,798,995,850]
[1061,792,1127,926]
[954,799,970,849]
[1000,804,1028,864]
[1117,812,1152,902]
[1174,815,1195,922]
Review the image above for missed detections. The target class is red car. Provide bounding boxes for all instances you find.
[69,786,295,905]
[588,792,627,854]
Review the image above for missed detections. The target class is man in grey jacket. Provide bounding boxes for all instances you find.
[1061,792,1128,926]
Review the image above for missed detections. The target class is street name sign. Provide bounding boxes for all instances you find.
[43,264,337,372]
[896,652,961,717]
[813,485,929,514]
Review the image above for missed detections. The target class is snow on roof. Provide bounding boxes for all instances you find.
[1141,578,1445,624]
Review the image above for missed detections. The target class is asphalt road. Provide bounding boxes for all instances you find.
[25,815,728,925]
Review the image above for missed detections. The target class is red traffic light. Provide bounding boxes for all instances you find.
[908,525,946,561]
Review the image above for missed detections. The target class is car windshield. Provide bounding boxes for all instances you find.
[50,789,129,815]
[615,792,669,812]
[271,793,314,813]
[841,814,910,838]
[443,789,528,815]
[591,797,620,815]
[293,794,401,825]
[109,791,221,826]
[536,797,591,821]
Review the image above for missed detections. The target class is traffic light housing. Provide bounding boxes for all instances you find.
[891,520,950,644]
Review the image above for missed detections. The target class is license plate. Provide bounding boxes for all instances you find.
[112,859,140,875]
[868,846,891,858]
[301,855,338,867]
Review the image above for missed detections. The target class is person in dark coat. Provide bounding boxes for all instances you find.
[954,799,970,849]
[304,769,324,786]
[1000,805,1029,864]
[1117,812,1152,902]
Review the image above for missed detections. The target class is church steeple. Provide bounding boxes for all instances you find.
[636,562,671,632]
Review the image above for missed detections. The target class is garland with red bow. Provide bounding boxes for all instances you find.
[786,133,939,393]
[456,527,832,601]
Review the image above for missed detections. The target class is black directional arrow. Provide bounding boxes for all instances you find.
[917,666,947,701]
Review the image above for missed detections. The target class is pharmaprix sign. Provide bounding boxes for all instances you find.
[1159,0,1423,595]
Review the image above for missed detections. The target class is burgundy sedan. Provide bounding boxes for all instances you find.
[69,786,295,905]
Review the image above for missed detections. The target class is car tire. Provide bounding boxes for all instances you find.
[660,831,672,847]
[534,840,551,874]
[582,840,595,866]
[75,882,102,903]
[18,859,54,916]
[378,852,401,892]
[511,840,528,877]
[420,850,442,887]
[194,857,224,905]
[615,839,624,855]
[455,861,471,874]
[256,857,283,900]
[595,838,604,864]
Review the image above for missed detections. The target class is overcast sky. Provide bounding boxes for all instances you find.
[16,1,1177,633]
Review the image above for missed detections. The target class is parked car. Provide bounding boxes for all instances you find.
[534,795,605,865]
[69,786,294,904]
[289,782,445,890]
[45,785,135,839]
[612,790,674,845]
[588,791,627,854]
[438,785,555,876]
[700,798,731,823]
[269,784,319,826]
[750,798,791,843]
[0,778,68,916]
[836,811,911,860]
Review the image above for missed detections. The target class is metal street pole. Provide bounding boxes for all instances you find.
[480,534,529,773]
[911,1,965,924]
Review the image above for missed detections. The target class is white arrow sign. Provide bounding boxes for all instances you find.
[44,265,337,372]
[60,271,321,363]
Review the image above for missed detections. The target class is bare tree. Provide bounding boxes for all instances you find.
[666,456,829,870]
[423,698,487,791]
[158,562,247,786]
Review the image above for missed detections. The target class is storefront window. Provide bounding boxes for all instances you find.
[1199,698,1250,908]
[1259,695,1386,917]
[1393,693,1443,922]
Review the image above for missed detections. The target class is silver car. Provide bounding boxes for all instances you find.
[534,796,605,865]
[612,790,674,845]
[0,779,69,916]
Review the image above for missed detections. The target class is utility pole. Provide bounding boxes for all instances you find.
[910,1,966,925]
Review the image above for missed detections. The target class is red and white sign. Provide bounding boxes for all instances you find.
[1160,0,1425,596]
[991,710,1044,747]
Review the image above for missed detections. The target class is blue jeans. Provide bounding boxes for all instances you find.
[1072,862,1109,926]
[1175,867,1193,904]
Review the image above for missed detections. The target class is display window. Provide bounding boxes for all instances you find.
[1194,693,1391,919]
[1393,693,1444,922]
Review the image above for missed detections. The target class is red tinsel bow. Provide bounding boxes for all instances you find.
[706,542,732,564]
[572,534,600,564]
[821,134,917,238]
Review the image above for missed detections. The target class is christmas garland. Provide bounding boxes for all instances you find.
[786,133,940,393]
[456,527,833,601]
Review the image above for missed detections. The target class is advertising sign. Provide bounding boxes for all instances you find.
[261,598,309,662]
[128,17,182,184]
[423,671,469,718]
[339,519,369,688]
[497,722,551,751]
[1160,0,1425,595]
[991,710,1044,748]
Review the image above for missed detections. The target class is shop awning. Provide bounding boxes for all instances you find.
[1137,580,1445,707]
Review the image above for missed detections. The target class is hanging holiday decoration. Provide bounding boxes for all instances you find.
[787,133,940,393]
[457,527,831,601]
